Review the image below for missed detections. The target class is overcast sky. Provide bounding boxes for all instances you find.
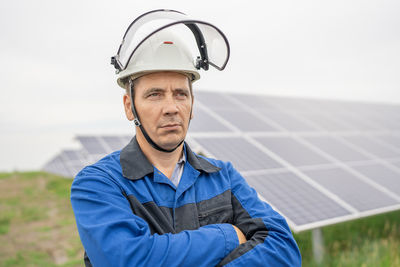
[1,0,399,171]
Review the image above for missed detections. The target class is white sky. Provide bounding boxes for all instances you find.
[1,0,399,171]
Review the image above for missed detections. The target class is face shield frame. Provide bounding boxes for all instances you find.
[111,9,230,73]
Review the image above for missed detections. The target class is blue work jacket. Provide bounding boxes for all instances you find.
[71,137,301,266]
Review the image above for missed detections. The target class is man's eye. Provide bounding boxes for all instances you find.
[148,93,160,98]
[177,92,188,97]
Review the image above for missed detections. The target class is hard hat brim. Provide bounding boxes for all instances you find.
[117,69,200,89]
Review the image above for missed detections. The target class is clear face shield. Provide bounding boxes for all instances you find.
[111,9,230,73]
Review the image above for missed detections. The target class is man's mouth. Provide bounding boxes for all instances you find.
[160,123,181,130]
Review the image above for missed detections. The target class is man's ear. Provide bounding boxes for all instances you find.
[190,108,194,120]
[190,98,194,120]
[123,94,135,121]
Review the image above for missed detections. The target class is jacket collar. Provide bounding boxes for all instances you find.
[120,136,221,181]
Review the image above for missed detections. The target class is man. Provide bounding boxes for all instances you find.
[71,9,301,266]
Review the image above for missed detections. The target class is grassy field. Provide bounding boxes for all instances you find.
[0,172,82,267]
[0,171,399,266]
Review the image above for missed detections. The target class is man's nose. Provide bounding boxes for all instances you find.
[162,95,179,115]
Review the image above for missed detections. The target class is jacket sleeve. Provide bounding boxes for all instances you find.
[217,162,301,266]
[70,167,239,267]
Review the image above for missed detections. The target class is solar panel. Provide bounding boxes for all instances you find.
[101,136,128,151]
[43,154,74,178]
[342,135,400,159]
[260,110,318,132]
[296,113,354,131]
[189,106,233,132]
[193,137,282,172]
[190,92,400,232]
[330,113,379,131]
[303,136,372,162]
[303,167,399,211]
[254,136,331,167]
[368,114,400,130]
[245,172,351,225]
[62,150,82,161]
[228,94,278,110]
[351,163,400,195]
[216,108,279,132]
[194,91,232,109]
[43,91,400,232]
[76,136,108,155]
[376,135,400,149]
[392,161,400,169]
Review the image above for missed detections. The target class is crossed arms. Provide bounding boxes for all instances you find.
[71,162,301,266]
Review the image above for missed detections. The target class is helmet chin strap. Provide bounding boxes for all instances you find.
[129,79,190,153]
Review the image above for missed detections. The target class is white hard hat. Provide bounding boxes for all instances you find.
[116,30,200,88]
[112,9,230,89]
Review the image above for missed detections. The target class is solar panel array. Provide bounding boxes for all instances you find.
[43,91,400,232]
[43,136,132,178]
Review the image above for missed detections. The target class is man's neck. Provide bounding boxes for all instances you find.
[136,133,184,179]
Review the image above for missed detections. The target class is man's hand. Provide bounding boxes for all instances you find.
[232,225,247,244]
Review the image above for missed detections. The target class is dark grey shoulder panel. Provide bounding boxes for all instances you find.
[217,193,268,267]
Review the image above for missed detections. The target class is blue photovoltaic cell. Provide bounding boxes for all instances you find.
[43,155,73,177]
[342,136,400,159]
[264,97,314,112]
[330,113,379,131]
[62,150,82,161]
[193,137,282,172]
[299,99,349,114]
[101,136,128,151]
[304,167,399,211]
[216,108,279,132]
[352,163,400,196]
[229,94,278,110]
[304,136,371,162]
[195,92,233,110]
[259,110,318,132]
[297,113,354,131]
[76,136,108,154]
[245,172,351,225]
[44,149,90,178]
[392,161,400,169]
[255,136,331,167]
[369,114,400,131]
[189,106,233,132]
[376,135,400,150]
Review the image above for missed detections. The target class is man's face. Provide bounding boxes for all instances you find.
[124,71,193,151]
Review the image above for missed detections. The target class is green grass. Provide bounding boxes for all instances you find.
[0,171,82,267]
[46,178,72,198]
[293,211,400,266]
[2,251,53,267]
[0,171,399,266]
[0,172,13,180]
[0,218,11,235]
